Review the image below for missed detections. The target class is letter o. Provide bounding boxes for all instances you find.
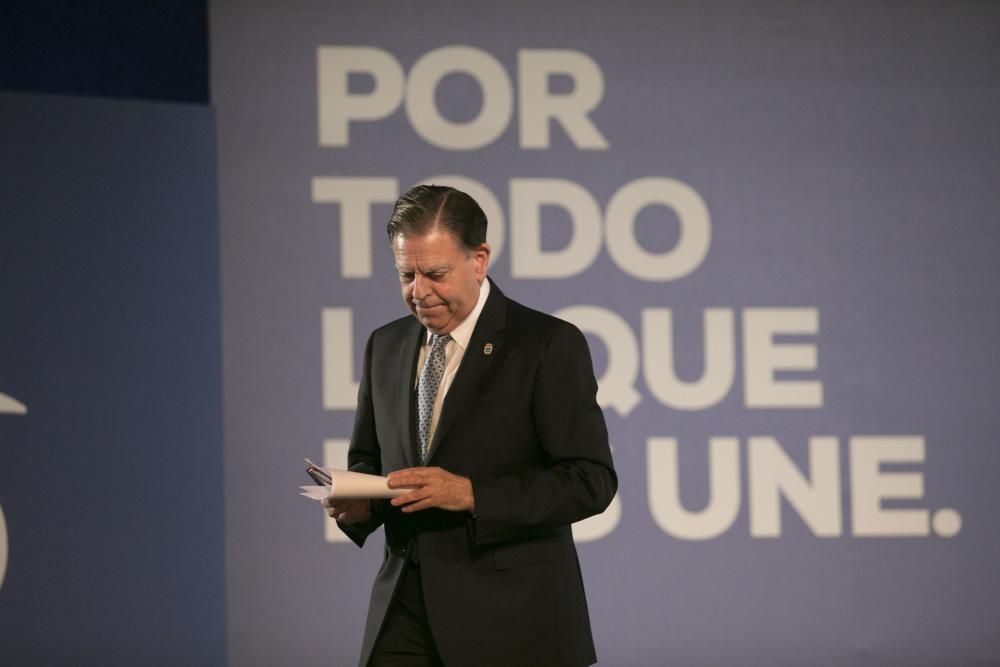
[606,177,711,281]
[405,46,513,150]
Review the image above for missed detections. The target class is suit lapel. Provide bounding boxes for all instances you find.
[397,319,424,469]
[427,280,507,462]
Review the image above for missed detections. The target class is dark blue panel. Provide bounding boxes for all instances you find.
[0,92,225,664]
[0,0,208,103]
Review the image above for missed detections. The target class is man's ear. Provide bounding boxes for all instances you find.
[474,243,491,278]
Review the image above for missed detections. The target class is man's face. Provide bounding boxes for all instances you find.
[393,228,490,335]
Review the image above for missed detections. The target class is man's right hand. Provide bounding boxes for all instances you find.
[323,497,371,525]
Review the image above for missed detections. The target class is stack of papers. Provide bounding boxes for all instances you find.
[299,466,414,501]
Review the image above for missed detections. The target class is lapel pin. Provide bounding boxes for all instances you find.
[483,342,494,355]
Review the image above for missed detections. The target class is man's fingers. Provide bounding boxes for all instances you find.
[386,474,413,488]
[324,498,371,523]
[391,489,431,507]
[387,467,436,487]
[401,498,436,513]
[383,468,470,512]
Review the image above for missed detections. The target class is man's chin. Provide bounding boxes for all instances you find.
[416,314,452,335]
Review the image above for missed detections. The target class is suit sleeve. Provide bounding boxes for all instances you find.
[468,322,617,546]
[337,332,388,547]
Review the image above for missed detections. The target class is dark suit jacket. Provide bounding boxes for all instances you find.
[341,279,617,667]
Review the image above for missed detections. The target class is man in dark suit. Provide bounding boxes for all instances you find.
[325,185,617,666]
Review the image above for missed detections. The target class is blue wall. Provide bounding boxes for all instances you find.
[0,91,225,663]
[1,5,223,661]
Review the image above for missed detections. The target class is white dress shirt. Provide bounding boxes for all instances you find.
[414,278,491,448]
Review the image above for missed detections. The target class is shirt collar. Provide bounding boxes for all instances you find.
[425,278,491,351]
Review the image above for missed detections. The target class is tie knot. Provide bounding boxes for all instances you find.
[430,333,451,348]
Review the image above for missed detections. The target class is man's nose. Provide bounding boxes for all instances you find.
[411,274,430,301]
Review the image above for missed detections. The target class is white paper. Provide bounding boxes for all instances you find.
[298,467,415,501]
[299,485,330,501]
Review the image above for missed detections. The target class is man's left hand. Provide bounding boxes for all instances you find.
[388,467,475,513]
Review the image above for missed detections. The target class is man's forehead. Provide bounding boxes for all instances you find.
[393,230,463,260]
[393,226,461,248]
[393,245,453,271]
[394,256,451,272]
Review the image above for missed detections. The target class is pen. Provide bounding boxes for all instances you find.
[304,458,333,486]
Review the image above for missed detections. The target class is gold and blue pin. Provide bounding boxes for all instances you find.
[483,342,494,355]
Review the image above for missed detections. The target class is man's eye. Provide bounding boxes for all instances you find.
[400,273,414,282]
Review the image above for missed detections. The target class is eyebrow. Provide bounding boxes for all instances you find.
[397,264,450,274]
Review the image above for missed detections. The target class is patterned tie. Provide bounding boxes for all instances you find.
[417,333,451,465]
